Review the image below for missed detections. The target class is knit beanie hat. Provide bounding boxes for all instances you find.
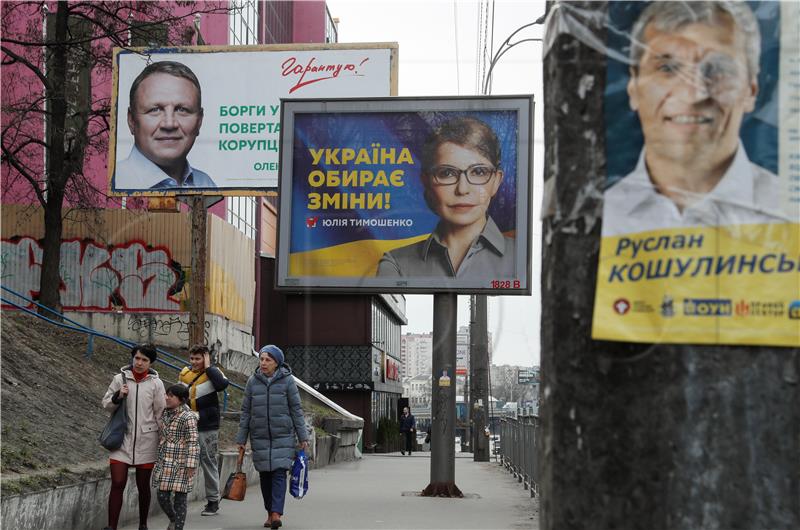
[259,344,284,366]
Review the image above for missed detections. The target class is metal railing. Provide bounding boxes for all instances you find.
[0,285,243,409]
[498,408,540,497]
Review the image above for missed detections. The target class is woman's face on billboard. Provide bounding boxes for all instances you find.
[426,142,503,230]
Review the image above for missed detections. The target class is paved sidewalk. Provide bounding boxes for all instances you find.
[121,453,539,530]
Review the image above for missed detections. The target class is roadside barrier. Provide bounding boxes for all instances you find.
[498,408,539,497]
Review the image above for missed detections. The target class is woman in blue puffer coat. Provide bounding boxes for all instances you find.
[236,345,309,529]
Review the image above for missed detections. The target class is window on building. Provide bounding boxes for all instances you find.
[262,0,293,44]
[226,196,256,239]
[325,6,338,43]
[225,1,259,239]
[371,298,402,360]
[229,0,258,45]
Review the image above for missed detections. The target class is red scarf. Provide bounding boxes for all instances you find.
[132,369,148,383]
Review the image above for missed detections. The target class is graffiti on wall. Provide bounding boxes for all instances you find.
[1,237,185,311]
[127,314,209,343]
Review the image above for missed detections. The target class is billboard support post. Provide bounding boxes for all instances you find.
[471,295,490,462]
[422,293,463,498]
[189,196,207,346]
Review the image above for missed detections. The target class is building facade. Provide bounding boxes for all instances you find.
[257,263,406,449]
[2,1,406,446]
[400,332,433,379]
[2,1,337,351]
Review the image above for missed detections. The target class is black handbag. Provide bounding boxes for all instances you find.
[99,377,128,450]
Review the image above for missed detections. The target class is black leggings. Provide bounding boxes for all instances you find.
[403,430,415,453]
[108,463,152,529]
[157,490,188,530]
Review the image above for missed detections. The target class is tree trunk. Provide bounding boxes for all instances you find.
[38,0,70,316]
[539,3,799,529]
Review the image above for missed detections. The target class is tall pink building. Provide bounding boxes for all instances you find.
[1,0,335,223]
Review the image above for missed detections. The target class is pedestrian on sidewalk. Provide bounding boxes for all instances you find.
[236,345,310,529]
[400,406,416,455]
[178,344,229,516]
[153,384,200,530]
[101,344,166,530]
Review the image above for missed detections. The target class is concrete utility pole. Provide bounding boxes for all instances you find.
[462,342,470,453]
[539,2,799,529]
[470,295,490,461]
[422,293,463,497]
[189,196,207,346]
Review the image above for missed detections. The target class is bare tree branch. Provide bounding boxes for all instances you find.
[1,145,47,206]
[0,45,49,88]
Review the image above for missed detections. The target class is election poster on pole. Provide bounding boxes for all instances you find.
[591,1,799,346]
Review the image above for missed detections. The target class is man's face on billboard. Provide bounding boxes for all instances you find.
[627,14,757,168]
[128,73,203,172]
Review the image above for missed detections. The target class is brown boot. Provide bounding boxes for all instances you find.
[270,512,282,529]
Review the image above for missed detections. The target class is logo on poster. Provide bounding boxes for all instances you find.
[789,301,800,320]
[734,300,784,317]
[613,298,630,315]
[661,295,674,317]
[735,300,750,316]
[683,299,732,317]
[306,216,319,228]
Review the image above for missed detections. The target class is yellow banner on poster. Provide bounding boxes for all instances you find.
[592,223,800,346]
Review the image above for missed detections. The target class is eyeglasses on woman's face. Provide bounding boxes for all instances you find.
[429,164,497,186]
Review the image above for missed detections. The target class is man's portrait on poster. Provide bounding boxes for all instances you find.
[602,1,790,237]
[376,117,515,279]
[115,61,215,190]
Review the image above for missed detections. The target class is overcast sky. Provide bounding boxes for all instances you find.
[327,0,547,367]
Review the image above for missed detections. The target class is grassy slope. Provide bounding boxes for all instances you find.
[0,311,339,496]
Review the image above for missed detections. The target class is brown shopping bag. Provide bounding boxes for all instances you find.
[222,447,247,501]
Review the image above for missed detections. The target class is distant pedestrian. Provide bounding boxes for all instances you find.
[236,345,310,529]
[400,406,416,455]
[179,344,229,516]
[101,344,166,530]
[153,384,200,530]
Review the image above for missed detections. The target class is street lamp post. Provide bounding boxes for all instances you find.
[481,14,546,95]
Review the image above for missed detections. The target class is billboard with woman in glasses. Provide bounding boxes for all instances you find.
[276,96,533,294]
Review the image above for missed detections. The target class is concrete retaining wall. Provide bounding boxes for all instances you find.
[313,419,363,468]
[218,346,259,375]
[3,352,364,530]
[3,432,362,530]
[1,451,259,530]
[66,311,253,358]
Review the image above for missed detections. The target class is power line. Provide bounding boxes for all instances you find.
[453,0,460,95]
[474,0,484,94]
[480,0,491,94]
[487,0,495,94]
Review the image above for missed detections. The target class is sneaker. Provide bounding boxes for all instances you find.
[201,501,220,516]
[400,450,405,455]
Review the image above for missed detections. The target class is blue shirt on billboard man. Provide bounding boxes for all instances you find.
[602,1,791,237]
[377,117,515,279]
[115,61,215,190]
